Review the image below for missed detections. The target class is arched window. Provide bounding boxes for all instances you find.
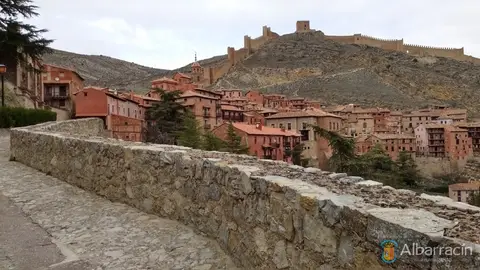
[363,122,367,129]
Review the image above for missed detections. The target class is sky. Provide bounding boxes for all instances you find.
[30,0,480,70]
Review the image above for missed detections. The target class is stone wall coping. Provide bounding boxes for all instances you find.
[10,118,480,268]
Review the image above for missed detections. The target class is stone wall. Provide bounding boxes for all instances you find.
[9,118,480,269]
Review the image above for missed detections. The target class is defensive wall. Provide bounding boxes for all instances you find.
[201,20,479,86]
[201,25,279,86]
[291,20,479,64]
[10,118,480,269]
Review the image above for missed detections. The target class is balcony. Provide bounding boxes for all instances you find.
[44,93,68,100]
[263,155,273,160]
[270,142,280,148]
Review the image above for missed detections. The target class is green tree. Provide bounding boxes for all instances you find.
[203,131,225,151]
[224,122,249,154]
[0,1,53,66]
[143,89,186,144]
[357,144,399,185]
[396,151,420,187]
[177,112,203,148]
[286,143,309,166]
[310,125,357,173]
[468,189,480,207]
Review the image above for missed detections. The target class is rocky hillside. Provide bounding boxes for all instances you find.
[41,49,227,92]
[213,31,480,115]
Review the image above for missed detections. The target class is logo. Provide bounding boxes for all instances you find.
[381,240,398,264]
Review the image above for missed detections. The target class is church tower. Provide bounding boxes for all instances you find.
[191,52,203,83]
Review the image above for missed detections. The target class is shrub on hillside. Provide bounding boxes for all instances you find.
[0,107,56,128]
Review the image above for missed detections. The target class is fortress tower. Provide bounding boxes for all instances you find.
[296,21,311,32]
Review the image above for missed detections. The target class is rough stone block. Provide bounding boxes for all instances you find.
[10,118,480,270]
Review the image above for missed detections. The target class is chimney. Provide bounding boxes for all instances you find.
[255,122,262,130]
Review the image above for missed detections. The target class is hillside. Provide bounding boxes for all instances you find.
[213,31,480,114]
[41,49,226,92]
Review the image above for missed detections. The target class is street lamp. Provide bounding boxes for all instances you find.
[0,64,6,107]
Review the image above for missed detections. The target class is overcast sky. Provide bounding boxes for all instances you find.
[30,0,479,70]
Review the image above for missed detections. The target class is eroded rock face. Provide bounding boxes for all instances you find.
[10,118,480,269]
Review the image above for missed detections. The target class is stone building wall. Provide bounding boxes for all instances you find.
[9,118,480,269]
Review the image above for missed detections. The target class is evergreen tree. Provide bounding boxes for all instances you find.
[287,142,308,166]
[224,122,249,154]
[310,124,357,173]
[358,144,398,184]
[396,150,420,186]
[468,189,480,207]
[0,1,53,65]
[177,112,203,148]
[143,89,186,144]
[203,131,225,151]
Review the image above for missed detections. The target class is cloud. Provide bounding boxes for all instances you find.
[28,0,480,69]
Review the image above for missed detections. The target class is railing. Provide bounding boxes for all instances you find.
[270,142,280,148]
[44,94,68,100]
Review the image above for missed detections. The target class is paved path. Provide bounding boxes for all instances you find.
[0,133,238,270]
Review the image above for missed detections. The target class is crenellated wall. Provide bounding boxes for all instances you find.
[9,118,480,269]
[404,44,464,58]
[204,25,280,86]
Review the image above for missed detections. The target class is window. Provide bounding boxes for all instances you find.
[83,92,87,97]
[287,123,291,130]
[302,122,307,130]
[271,124,275,127]
[59,100,65,107]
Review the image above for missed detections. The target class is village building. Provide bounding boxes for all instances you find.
[245,90,264,106]
[415,124,473,164]
[454,122,480,155]
[263,94,289,109]
[243,110,266,126]
[212,122,301,163]
[41,64,84,119]
[386,111,403,134]
[448,182,480,203]
[265,108,343,169]
[402,108,467,134]
[355,133,416,160]
[73,87,144,141]
[177,89,222,130]
[220,105,244,123]
[218,89,244,99]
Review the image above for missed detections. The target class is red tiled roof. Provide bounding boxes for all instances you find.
[265,108,341,119]
[221,105,243,111]
[43,64,85,81]
[232,123,301,136]
[151,77,178,84]
[175,72,191,79]
[179,90,219,100]
[372,133,415,140]
[444,125,468,132]
[449,182,480,191]
[455,122,480,128]
[194,88,223,97]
